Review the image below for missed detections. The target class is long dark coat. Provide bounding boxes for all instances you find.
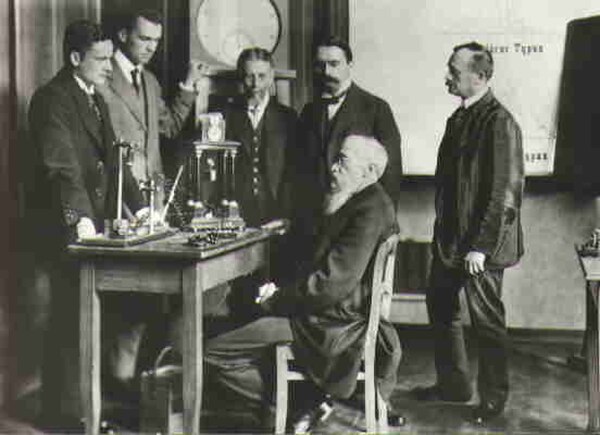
[27,67,144,418]
[270,182,402,400]
[28,68,144,250]
[433,90,525,269]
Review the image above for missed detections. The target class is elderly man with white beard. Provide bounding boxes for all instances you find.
[170,134,402,432]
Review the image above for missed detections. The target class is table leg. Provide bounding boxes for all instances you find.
[587,281,600,432]
[80,261,101,435]
[183,264,203,435]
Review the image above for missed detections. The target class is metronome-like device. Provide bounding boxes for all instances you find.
[182,113,245,231]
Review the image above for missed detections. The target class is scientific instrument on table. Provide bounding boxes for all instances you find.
[579,228,600,257]
[182,112,245,231]
[78,140,174,246]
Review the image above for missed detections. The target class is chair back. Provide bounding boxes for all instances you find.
[364,233,400,354]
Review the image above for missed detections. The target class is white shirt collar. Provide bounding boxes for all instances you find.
[247,92,270,129]
[463,85,489,109]
[114,49,142,84]
[73,73,95,95]
[325,80,352,119]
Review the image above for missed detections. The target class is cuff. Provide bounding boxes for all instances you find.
[178,81,196,94]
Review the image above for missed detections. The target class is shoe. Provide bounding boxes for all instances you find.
[388,413,407,427]
[37,413,85,433]
[100,419,124,434]
[472,400,505,425]
[103,376,140,404]
[292,400,334,434]
[411,385,471,402]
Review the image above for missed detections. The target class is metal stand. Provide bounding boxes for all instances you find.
[186,140,245,231]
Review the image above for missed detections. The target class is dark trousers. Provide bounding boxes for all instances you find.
[203,316,294,404]
[102,294,167,383]
[41,252,81,421]
[426,256,508,405]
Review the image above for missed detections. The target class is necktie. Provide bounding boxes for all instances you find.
[320,89,348,106]
[248,105,259,129]
[87,93,102,123]
[131,69,140,94]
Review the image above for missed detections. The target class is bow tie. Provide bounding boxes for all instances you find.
[321,91,348,105]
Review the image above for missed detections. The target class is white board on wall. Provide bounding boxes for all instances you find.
[349,0,600,175]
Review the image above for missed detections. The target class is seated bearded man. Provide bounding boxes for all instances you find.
[170,134,402,431]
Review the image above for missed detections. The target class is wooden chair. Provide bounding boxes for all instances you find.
[274,233,401,434]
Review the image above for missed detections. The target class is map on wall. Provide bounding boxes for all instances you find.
[349,0,600,175]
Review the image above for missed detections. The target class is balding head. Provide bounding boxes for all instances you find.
[330,135,388,195]
[344,135,388,179]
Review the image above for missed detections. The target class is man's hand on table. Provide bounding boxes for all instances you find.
[77,217,98,239]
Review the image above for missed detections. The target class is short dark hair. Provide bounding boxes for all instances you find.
[63,20,109,67]
[453,41,494,80]
[315,36,353,63]
[236,47,274,75]
[117,8,163,33]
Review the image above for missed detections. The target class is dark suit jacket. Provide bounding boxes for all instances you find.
[217,97,297,224]
[297,83,402,207]
[29,68,144,250]
[270,182,402,400]
[433,90,525,269]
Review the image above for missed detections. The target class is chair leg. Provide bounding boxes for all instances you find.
[364,360,377,433]
[275,345,289,434]
[377,388,389,433]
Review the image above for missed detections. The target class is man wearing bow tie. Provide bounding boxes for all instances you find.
[412,42,524,426]
[295,36,402,243]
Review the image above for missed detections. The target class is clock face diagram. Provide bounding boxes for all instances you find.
[196,0,281,67]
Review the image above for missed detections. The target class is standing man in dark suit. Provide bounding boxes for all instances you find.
[199,47,297,325]
[98,8,207,394]
[412,42,525,425]
[218,47,297,227]
[28,20,144,428]
[296,36,402,236]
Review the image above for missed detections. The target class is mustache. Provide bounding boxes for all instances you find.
[317,74,339,84]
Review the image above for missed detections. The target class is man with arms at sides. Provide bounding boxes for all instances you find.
[171,135,402,432]
[295,36,402,244]
[412,42,524,426]
[198,47,298,325]
[97,7,207,400]
[28,20,145,428]
[217,47,297,228]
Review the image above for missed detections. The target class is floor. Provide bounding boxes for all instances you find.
[3,327,589,434]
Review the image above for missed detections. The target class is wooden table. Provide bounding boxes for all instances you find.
[577,252,600,432]
[69,230,274,435]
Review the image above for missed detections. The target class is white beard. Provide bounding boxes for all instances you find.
[323,190,352,215]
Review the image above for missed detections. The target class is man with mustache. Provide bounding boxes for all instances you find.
[97,7,207,403]
[170,135,401,432]
[28,20,145,428]
[294,36,402,245]
[412,42,524,426]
